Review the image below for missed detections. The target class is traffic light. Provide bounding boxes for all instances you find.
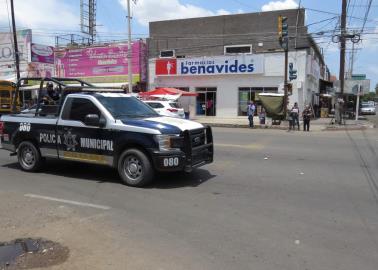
[287,83,293,96]
[278,16,288,50]
[289,63,297,81]
[281,17,288,39]
[278,16,283,39]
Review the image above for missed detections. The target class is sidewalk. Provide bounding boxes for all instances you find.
[193,116,375,131]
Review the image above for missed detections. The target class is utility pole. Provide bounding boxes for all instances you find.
[284,49,289,115]
[278,16,289,115]
[126,0,133,93]
[339,0,347,95]
[10,0,20,82]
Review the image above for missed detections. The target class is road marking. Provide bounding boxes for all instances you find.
[24,194,111,210]
[215,143,264,150]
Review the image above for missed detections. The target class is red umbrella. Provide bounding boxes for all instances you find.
[140,87,198,96]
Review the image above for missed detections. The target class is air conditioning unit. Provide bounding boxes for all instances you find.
[160,50,175,58]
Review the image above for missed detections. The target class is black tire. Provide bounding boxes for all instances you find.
[117,148,154,187]
[17,141,43,172]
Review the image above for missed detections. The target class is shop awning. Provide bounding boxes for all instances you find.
[139,88,198,97]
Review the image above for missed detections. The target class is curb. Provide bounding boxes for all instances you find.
[324,125,371,131]
[199,122,372,131]
[199,123,299,130]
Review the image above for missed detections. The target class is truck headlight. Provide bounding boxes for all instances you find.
[154,134,181,151]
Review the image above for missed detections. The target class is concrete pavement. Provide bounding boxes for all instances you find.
[0,128,378,269]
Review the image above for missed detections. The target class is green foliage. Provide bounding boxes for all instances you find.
[361,92,377,102]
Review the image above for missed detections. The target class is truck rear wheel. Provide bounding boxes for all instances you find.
[17,141,43,172]
[118,148,154,187]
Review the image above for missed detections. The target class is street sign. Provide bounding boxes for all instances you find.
[289,62,297,81]
[351,84,363,95]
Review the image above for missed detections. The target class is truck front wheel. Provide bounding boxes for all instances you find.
[17,141,43,172]
[118,148,154,187]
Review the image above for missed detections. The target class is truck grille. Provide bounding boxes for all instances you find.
[190,128,206,147]
[182,126,213,169]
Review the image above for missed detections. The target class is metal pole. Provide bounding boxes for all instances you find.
[355,84,360,121]
[294,0,302,49]
[10,0,20,113]
[284,47,289,115]
[10,0,20,82]
[349,41,355,78]
[127,0,133,93]
[339,0,347,95]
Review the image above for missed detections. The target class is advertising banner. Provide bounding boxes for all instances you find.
[0,29,32,81]
[156,54,264,76]
[55,41,146,83]
[31,43,54,64]
[26,62,54,78]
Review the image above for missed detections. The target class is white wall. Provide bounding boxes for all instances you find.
[148,50,319,117]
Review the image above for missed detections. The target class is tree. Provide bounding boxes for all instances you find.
[376,83,378,95]
[361,92,376,102]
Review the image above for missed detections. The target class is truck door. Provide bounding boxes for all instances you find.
[56,97,113,166]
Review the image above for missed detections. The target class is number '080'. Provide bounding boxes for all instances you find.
[19,123,31,132]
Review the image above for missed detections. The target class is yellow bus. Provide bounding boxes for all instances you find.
[0,80,19,114]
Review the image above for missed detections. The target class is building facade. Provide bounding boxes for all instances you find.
[148,9,328,118]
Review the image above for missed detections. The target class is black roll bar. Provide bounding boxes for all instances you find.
[12,77,96,114]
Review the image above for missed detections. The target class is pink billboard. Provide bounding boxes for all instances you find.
[54,41,146,82]
[31,43,55,64]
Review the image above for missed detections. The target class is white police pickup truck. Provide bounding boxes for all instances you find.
[0,84,213,187]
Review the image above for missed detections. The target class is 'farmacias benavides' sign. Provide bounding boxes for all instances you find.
[155,54,264,76]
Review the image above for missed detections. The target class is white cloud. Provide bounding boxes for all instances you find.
[118,0,232,26]
[216,9,232,16]
[261,0,298,11]
[0,0,78,44]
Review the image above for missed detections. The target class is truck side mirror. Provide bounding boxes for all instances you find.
[84,114,105,127]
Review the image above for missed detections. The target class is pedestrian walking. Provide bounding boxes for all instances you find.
[302,105,312,131]
[290,102,300,130]
[247,101,256,128]
[179,98,191,119]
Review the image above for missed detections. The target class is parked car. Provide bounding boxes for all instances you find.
[360,102,376,115]
[144,100,185,118]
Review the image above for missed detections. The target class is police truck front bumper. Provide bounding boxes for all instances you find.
[151,126,214,172]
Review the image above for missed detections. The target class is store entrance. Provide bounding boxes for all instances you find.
[238,87,278,116]
[196,87,217,116]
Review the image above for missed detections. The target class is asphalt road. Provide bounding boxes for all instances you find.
[0,128,378,270]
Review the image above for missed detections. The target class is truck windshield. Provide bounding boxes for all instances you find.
[97,96,159,118]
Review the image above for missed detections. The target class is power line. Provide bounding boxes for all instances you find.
[361,0,373,32]
[306,7,376,22]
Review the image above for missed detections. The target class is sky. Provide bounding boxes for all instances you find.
[0,0,377,90]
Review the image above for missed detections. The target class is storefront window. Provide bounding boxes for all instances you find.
[238,87,278,116]
[196,87,217,116]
